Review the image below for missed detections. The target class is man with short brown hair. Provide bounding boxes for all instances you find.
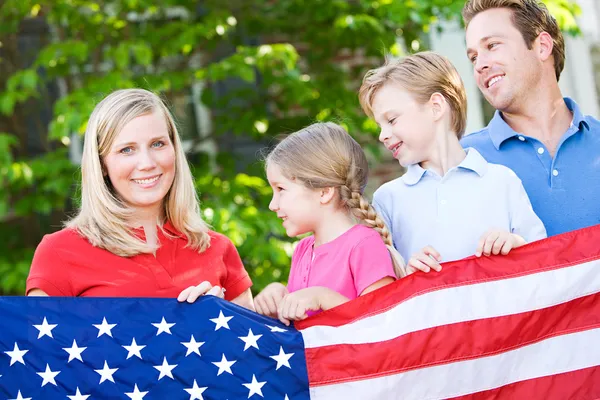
[461,0,600,236]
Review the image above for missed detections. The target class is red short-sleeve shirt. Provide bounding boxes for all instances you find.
[26,222,252,300]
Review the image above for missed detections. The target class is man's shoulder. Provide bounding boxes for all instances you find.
[460,127,494,148]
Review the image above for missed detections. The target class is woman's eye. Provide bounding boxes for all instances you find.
[152,141,165,148]
[119,147,133,154]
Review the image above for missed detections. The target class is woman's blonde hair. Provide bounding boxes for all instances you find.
[359,51,468,138]
[266,122,407,277]
[67,88,210,256]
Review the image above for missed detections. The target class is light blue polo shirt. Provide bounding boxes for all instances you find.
[373,148,547,263]
[461,98,600,236]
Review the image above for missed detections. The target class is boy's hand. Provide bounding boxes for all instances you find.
[254,283,288,318]
[407,245,443,274]
[476,229,526,257]
[177,281,224,303]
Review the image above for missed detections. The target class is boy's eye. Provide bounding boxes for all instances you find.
[470,55,477,64]
[388,117,397,125]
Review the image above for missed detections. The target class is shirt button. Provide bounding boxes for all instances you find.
[440,199,447,205]
[518,136,525,141]
[553,169,559,176]
[537,147,544,154]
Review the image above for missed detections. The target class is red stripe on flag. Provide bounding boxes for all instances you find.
[306,293,600,386]
[297,224,600,330]
[448,365,600,400]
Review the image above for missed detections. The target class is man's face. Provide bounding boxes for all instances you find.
[465,8,542,112]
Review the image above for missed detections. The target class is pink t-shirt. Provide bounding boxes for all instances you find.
[287,225,396,300]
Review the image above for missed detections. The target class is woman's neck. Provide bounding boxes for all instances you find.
[130,206,163,248]
[312,210,356,248]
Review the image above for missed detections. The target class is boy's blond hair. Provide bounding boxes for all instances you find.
[266,122,407,278]
[462,0,565,81]
[359,52,468,138]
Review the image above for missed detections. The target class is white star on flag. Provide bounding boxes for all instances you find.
[265,324,287,333]
[8,390,31,400]
[67,387,90,400]
[93,317,117,338]
[270,346,294,370]
[36,363,60,387]
[63,339,87,362]
[153,357,177,380]
[4,342,28,366]
[94,360,118,384]
[123,338,146,359]
[242,374,266,398]
[239,328,262,351]
[181,335,205,356]
[151,317,175,335]
[33,317,57,339]
[212,354,236,376]
[184,379,208,400]
[210,310,233,331]
[125,384,148,400]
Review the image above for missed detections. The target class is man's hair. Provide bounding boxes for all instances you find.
[462,0,565,81]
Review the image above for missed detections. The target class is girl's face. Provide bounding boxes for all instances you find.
[266,163,323,237]
[371,83,437,167]
[103,112,176,218]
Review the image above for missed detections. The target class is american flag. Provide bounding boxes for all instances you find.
[2,224,600,399]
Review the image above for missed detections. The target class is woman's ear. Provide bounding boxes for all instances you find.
[319,186,337,205]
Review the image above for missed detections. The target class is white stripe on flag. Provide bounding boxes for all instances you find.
[302,258,600,348]
[309,327,600,400]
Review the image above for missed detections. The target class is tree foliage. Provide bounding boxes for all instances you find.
[0,0,581,294]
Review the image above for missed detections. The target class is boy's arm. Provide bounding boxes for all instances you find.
[508,176,547,243]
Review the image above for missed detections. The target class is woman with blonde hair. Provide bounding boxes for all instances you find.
[254,122,407,325]
[27,88,254,309]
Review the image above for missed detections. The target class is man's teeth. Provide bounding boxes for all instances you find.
[488,76,503,88]
[134,176,159,184]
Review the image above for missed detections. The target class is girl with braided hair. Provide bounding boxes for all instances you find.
[254,122,408,326]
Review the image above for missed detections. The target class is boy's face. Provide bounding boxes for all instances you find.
[465,8,543,113]
[371,83,436,167]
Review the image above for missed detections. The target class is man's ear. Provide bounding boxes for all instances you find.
[319,186,337,205]
[537,31,554,62]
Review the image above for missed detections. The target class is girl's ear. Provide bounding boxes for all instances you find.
[319,186,337,205]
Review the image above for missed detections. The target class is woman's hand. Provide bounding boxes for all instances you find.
[254,283,288,318]
[177,281,224,303]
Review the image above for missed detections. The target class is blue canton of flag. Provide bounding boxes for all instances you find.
[0,296,310,400]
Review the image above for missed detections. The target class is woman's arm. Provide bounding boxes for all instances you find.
[231,288,255,311]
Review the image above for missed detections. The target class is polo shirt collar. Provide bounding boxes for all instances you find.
[401,148,487,186]
[488,97,590,150]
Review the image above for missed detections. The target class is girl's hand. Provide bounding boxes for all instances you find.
[476,230,526,257]
[277,287,349,326]
[407,245,443,274]
[177,281,224,303]
[254,283,288,318]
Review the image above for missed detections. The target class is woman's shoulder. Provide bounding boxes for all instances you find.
[38,227,92,249]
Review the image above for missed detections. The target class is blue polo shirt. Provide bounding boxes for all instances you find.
[461,98,600,236]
